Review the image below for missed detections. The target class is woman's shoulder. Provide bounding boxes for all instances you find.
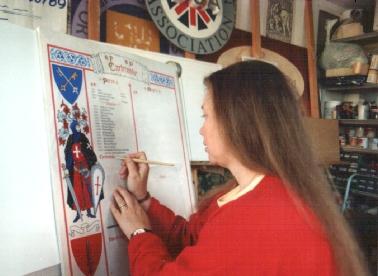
[245,174,302,206]
[218,175,325,233]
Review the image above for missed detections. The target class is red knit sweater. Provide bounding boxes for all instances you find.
[128,175,338,275]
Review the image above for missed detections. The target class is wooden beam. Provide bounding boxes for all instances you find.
[250,0,262,58]
[88,0,100,41]
[304,0,320,118]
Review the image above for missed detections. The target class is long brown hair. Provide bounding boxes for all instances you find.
[204,60,368,276]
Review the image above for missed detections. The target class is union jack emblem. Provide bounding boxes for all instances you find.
[165,0,221,34]
[147,0,234,53]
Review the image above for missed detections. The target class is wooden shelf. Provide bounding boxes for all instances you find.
[341,146,378,154]
[335,184,378,199]
[339,119,378,126]
[331,31,378,45]
[322,83,378,91]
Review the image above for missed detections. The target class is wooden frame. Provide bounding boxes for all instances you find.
[87,0,100,40]
[304,0,320,118]
[250,0,319,117]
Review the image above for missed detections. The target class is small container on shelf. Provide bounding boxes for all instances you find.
[339,135,346,146]
[369,102,378,119]
[368,138,378,150]
[366,128,376,138]
[324,101,341,119]
[357,137,368,149]
[350,136,358,146]
[356,126,364,138]
[357,100,369,119]
[338,101,356,119]
[347,127,356,137]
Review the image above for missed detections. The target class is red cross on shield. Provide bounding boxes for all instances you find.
[90,163,105,216]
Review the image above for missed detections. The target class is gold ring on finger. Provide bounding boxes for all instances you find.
[118,203,128,209]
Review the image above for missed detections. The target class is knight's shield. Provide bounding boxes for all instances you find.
[52,64,82,104]
[71,233,102,275]
[90,163,105,216]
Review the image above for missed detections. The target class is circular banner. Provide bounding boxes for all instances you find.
[146,0,235,54]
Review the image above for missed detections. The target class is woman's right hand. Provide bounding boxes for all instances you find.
[119,152,149,200]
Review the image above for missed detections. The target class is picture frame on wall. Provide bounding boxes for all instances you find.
[266,0,294,43]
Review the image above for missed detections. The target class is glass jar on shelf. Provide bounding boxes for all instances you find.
[357,100,369,120]
[356,126,364,138]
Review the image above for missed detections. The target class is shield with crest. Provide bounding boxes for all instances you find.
[71,233,102,275]
[90,163,105,216]
[52,64,82,104]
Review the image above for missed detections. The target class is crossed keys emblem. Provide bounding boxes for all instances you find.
[57,67,79,94]
[52,64,83,104]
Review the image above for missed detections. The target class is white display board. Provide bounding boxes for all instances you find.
[122,47,221,161]
[0,21,219,275]
[38,29,195,275]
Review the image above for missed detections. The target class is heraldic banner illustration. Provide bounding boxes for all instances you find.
[37,29,195,276]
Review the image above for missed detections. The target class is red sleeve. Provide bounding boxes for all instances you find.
[127,220,228,276]
[146,197,211,257]
[127,233,172,275]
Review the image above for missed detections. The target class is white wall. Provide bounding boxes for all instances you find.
[0,22,60,276]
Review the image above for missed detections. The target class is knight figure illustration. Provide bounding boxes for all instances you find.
[64,120,104,223]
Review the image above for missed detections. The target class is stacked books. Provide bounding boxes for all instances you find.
[366,54,378,83]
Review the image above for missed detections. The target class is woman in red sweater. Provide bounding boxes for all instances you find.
[110,61,368,275]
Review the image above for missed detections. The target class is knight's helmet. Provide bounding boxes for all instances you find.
[70,120,81,143]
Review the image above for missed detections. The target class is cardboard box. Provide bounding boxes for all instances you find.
[332,22,364,40]
[304,118,340,166]
[325,62,369,78]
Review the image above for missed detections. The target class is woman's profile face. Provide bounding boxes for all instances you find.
[199,89,231,166]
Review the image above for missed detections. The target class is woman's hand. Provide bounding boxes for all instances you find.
[110,185,151,239]
[119,152,149,199]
